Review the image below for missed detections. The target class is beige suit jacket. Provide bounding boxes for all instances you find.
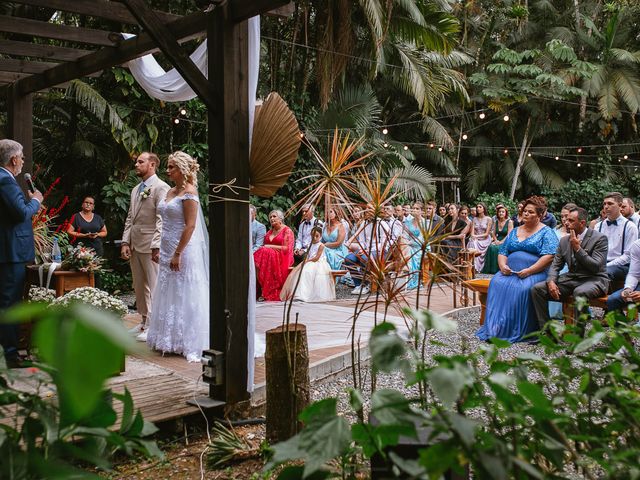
[121,174,171,253]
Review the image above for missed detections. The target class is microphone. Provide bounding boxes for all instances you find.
[24,173,35,193]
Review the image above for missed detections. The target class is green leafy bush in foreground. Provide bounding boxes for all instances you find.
[0,303,162,479]
[266,301,640,479]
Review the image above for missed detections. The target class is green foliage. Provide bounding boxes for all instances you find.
[101,170,139,240]
[250,195,295,226]
[0,303,161,478]
[541,177,626,218]
[474,192,518,217]
[99,269,133,295]
[265,307,640,478]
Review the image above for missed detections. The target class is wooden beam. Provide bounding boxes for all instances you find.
[6,85,33,191]
[15,10,207,94]
[0,58,59,74]
[0,15,123,47]
[0,72,29,83]
[8,0,180,25]
[0,39,91,61]
[208,7,250,404]
[230,0,291,22]
[265,2,295,17]
[121,0,215,110]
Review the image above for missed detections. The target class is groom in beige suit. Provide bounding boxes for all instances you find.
[121,152,170,341]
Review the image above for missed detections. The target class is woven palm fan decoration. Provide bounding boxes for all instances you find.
[250,92,301,197]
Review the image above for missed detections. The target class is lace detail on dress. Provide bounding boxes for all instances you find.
[146,192,209,362]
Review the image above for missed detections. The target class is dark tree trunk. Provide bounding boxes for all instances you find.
[265,323,310,443]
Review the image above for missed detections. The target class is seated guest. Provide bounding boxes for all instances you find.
[476,196,559,343]
[440,204,468,264]
[253,209,294,301]
[322,206,348,270]
[589,208,606,229]
[293,203,322,263]
[250,204,266,253]
[383,204,404,248]
[511,202,524,227]
[531,207,609,331]
[548,203,577,319]
[541,207,557,229]
[394,204,406,223]
[467,202,493,272]
[344,206,390,295]
[621,197,640,229]
[281,227,336,302]
[425,200,443,224]
[482,205,513,274]
[403,202,427,290]
[606,237,640,315]
[348,205,364,241]
[403,204,413,222]
[594,192,638,283]
[438,205,447,218]
[469,206,477,220]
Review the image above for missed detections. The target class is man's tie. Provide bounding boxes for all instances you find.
[304,220,311,226]
[607,219,617,226]
[138,182,146,194]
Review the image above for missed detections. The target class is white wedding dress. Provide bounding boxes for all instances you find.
[147,193,209,362]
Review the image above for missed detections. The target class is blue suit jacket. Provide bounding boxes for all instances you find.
[0,168,40,263]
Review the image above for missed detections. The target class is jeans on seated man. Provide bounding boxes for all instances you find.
[594,192,638,284]
[531,207,609,334]
[607,238,640,325]
[344,209,390,295]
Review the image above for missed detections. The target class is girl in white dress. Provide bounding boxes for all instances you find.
[146,151,209,362]
[280,227,335,302]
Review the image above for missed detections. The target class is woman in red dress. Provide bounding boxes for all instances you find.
[253,209,294,301]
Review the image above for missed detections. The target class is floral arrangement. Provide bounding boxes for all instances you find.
[28,286,56,303]
[51,287,128,317]
[140,187,152,199]
[62,244,103,272]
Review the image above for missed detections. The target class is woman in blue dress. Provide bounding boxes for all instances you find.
[477,196,559,343]
[403,202,427,290]
[322,206,348,270]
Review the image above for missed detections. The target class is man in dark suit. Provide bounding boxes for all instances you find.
[531,206,609,331]
[0,139,43,367]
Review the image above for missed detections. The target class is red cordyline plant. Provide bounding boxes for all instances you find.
[31,175,71,263]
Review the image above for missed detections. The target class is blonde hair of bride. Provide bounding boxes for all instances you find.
[168,150,200,187]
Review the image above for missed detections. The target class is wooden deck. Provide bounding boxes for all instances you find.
[110,283,471,424]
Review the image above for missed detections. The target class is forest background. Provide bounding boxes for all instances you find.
[1,0,639,286]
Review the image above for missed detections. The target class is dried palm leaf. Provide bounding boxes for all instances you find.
[250,92,301,197]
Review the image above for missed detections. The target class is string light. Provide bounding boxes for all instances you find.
[179,108,187,116]
[503,148,509,154]
[299,132,305,138]
[383,142,389,148]
[382,128,388,135]
[503,115,510,122]
[555,156,559,160]
[577,147,583,153]
[403,145,409,151]
[429,143,435,148]
[527,153,532,157]
[438,147,443,152]
[577,162,581,167]
[479,112,486,120]
[624,155,629,160]
[173,118,180,124]
[462,134,468,140]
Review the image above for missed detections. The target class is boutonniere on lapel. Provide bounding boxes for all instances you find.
[140,187,152,199]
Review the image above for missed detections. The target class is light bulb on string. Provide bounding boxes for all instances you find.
[503,115,510,122]
[438,147,443,152]
[504,148,509,154]
[462,134,468,140]
[479,112,486,120]
[403,145,409,151]
[527,153,532,157]
[383,142,389,148]
[299,132,305,139]
[577,147,583,153]
[173,118,180,124]
[555,156,559,160]
[577,162,581,167]
[382,128,388,135]
[624,155,629,160]
[429,143,435,148]
[179,108,187,116]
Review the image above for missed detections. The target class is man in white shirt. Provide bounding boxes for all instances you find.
[384,204,404,247]
[344,205,390,295]
[294,203,322,263]
[621,197,640,229]
[394,204,405,222]
[607,238,640,314]
[594,192,638,283]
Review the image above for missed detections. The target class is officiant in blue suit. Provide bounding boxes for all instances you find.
[0,139,43,368]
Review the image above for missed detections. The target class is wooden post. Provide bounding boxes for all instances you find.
[208,6,251,406]
[265,324,310,443]
[6,84,33,185]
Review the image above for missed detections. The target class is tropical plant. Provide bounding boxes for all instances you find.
[0,303,161,478]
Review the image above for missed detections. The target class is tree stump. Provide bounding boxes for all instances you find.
[265,323,310,443]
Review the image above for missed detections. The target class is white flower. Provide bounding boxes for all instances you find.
[140,187,152,199]
[51,287,128,317]
[28,286,56,303]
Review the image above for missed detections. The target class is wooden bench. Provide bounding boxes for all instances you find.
[463,278,610,325]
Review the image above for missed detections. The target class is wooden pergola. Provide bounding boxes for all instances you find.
[1,0,290,410]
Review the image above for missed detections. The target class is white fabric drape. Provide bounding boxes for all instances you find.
[124,16,261,392]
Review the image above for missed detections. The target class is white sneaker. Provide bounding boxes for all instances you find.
[128,324,144,335]
[351,285,370,295]
[136,330,148,342]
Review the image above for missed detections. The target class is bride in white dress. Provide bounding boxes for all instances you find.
[146,151,209,362]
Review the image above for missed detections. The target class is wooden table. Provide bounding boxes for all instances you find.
[463,278,490,325]
[26,266,95,297]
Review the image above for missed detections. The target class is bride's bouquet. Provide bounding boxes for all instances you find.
[63,245,103,273]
